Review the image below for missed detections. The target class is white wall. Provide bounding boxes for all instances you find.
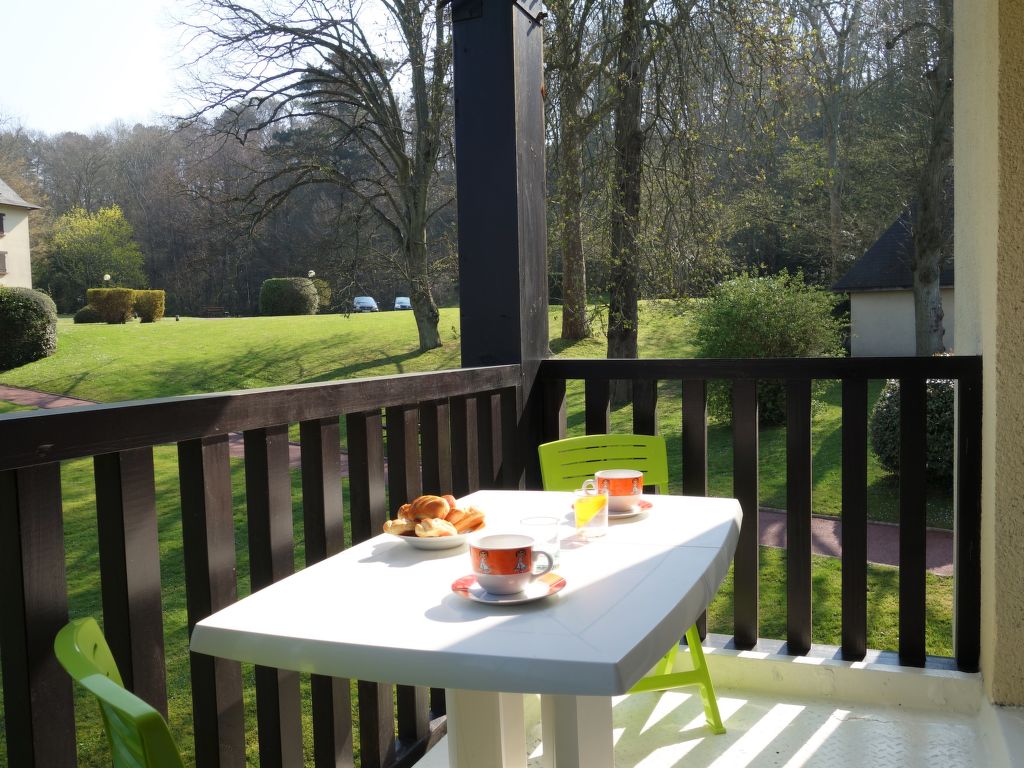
[849,288,955,356]
[0,206,33,289]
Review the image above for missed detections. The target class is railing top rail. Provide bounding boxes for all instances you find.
[539,356,982,381]
[0,365,521,471]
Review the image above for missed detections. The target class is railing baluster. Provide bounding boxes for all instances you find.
[243,425,303,767]
[298,417,354,767]
[841,379,868,661]
[633,379,659,493]
[732,380,759,648]
[584,379,611,434]
[499,386,522,489]
[0,463,76,768]
[178,435,246,766]
[786,378,813,656]
[346,411,395,767]
[450,397,479,497]
[476,392,500,489]
[682,379,709,636]
[421,400,453,496]
[95,447,168,714]
[386,405,431,750]
[682,379,708,497]
[955,368,982,672]
[899,378,928,667]
[541,377,567,446]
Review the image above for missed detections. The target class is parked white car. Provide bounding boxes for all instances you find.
[353,296,379,312]
[394,296,412,310]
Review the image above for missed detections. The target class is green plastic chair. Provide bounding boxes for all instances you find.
[54,617,186,768]
[537,433,726,734]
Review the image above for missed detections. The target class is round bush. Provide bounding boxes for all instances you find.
[74,305,103,324]
[869,378,954,480]
[692,273,844,425]
[0,287,58,370]
[259,278,319,316]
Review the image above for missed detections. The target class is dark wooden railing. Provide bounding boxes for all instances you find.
[0,355,983,767]
[537,356,983,672]
[0,366,521,768]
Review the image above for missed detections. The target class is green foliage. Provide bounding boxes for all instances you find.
[87,288,136,324]
[869,378,954,480]
[73,305,103,324]
[259,278,319,316]
[311,278,332,312]
[37,206,147,313]
[0,287,58,370]
[692,273,844,424]
[133,290,166,323]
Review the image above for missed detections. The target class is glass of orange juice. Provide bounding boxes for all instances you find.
[573,487,609,538]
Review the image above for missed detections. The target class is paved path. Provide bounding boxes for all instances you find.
[1,384,952,574]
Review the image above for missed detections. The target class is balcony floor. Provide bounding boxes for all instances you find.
[421,687,991,767]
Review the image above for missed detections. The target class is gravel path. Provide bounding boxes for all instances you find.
[1,384,953,574]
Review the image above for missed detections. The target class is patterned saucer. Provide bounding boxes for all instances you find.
[451,572,566,605]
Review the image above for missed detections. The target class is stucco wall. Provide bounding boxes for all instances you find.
[849,288,955,356]
[0,206,33,289]
[955,0,1024,704]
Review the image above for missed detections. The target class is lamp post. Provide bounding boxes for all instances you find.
[103,274,111,286]
[308,270,316,279]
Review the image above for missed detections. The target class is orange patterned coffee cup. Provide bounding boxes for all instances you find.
[583,469,644,512]
[470,534,553,594]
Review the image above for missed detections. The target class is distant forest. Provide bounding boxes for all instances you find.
[0,0,949,351]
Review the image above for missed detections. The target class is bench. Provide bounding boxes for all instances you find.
[201,306,228,318]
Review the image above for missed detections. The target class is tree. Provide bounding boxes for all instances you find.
[38,206,147,312]
[184,0,452,351]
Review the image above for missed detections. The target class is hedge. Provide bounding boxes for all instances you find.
[87,288,136,324]
[133,290,166,323]
[0,287,58,370]
[312,278,332,313]
[869,377,954,480]
[259,278,319,316]
[73,305,103,324]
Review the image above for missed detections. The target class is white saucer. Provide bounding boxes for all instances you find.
[391,532,470,550]
[451,573,566,604]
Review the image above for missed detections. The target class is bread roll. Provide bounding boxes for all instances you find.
[415,518,458,537]
[446,508,468,527]
[409,495,450,520]
[397,503,414,521]
[383,519,417,536]
[453,507,485,534]
[442,494,458,513]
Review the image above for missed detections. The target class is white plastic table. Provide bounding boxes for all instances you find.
[190,490,741,767]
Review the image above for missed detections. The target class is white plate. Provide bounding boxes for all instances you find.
[390,532,470,550]
[451,573,566,604]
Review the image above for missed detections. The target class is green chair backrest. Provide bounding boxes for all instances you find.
[538,433,669,492]
[54,618,185,768]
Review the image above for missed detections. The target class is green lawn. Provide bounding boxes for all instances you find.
[0,303,956,765]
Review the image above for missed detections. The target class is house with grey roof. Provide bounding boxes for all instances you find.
[833,208,954,356]
[0,177,42,289]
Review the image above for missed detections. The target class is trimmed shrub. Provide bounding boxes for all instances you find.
[259,278,319,316]
[133,290,166,323]
[870,377,954,480]
[87,288,136,324]
[0,287,58,370]
[311,278,332,313]
[692,272,844,425]
[73,305,103,324]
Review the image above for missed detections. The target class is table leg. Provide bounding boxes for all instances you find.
[539,694,613,768]
[445,689,526,768]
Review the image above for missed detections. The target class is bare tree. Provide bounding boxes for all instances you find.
[183,0,452,350]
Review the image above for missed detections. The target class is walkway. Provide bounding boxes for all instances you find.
[0,384,952,574]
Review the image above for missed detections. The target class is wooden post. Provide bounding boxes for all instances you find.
[453,0,548,487]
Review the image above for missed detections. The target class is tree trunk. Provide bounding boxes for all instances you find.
[911,0,953,356]
[560,118,589,340]
[407,226,441,351]
[607,0,645,403]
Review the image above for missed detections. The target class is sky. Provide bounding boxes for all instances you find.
[1,0,189,135]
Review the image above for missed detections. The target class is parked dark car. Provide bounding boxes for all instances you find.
[353,296,379,312]
[394,296,412,310]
